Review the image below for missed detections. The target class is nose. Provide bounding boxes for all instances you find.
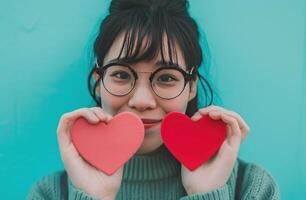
[127,80,157,112]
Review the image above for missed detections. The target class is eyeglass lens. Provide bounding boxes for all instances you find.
[102,64,186,99]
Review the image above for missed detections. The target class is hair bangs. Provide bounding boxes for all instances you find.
[114,9,180,66]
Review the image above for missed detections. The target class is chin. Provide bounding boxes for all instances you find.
[136,135,163,155]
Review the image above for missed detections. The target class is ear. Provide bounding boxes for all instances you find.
[188,75,198,101]
[93,71,101,97]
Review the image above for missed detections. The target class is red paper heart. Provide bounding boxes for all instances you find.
[161,112,227,171]
[71,112,144,175]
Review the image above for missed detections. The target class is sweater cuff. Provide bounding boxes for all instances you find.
[180,184,230,200]
[68,178,99,200]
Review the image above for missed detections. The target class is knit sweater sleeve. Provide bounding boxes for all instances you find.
[179,160,280,200]
[26,171,99,200]
[179,184,231,200]
[238,162,280,200]
[26,171,63,200]
[67,177,99,200]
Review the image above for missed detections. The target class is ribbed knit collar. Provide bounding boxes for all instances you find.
[122,145,181,181]
[122,145,240,184]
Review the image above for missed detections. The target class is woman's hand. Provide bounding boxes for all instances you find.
[57,107,123,200]
[181,105,250,195]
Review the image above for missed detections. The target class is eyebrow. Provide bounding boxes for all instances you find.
[155,60,184,69]
[105,58,185,70]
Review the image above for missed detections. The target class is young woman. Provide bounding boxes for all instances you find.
[27,0,280,199]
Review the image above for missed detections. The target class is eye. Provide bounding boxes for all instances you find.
[157,74,177,82]
[110,71,130,80]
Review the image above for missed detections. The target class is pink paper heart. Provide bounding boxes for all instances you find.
[71,112,144,175]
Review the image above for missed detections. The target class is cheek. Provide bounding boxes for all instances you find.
[99,87,129,115]
[160,90,190,114]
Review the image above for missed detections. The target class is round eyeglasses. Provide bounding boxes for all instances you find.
[95,62,195,100]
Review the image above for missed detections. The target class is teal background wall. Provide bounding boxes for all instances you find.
[0,0,305,199]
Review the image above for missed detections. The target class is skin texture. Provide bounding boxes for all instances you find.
[94,34,197,155]
[56,33,250,199]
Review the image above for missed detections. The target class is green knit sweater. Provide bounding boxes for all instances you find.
[27,146,280,200]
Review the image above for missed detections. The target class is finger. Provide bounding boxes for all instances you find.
[57,108,100,149]
[219,114,241,153]
[199,106,246,129]
[226,111,250,133]
[197,110,239,167]
[200,106,237,123]
[225,111,250,141]
[208,111,235,142]
[191,111,202,121]
[194,109,244,148]
[89,107,109,121]
[61,108,100,126]
[198,105,223,115]
[191,107,222,121]
[213,110,248,143]
[207,110,223,120]
[199,106,250,140]
[205,110,238,151]
[57,116,79,161]
[92,107,113,122]
[203,110,237,138]
[78,108,100,124]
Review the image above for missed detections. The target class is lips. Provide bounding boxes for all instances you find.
[141,119,162,123]
[141,118,162,129]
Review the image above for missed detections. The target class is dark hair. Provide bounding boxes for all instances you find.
[88,0,215,117]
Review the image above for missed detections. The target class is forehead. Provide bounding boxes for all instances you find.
[103,33,187,70]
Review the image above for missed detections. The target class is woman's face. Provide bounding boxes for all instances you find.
[94,34,197,155]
